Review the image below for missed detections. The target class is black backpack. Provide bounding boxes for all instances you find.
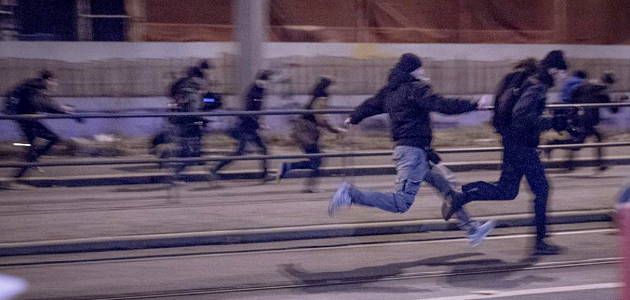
[491,70,532,134]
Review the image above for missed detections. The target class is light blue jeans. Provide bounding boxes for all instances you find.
[347,146,475,230]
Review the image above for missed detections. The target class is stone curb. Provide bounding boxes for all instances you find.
[16,156,630,187]
[0,209,612,256]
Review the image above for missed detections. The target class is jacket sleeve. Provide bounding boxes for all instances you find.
[312,97,341,133]
[414,85,478,115]
[511,84,552,133]
[348,88,386,124]
[32,93,67,114]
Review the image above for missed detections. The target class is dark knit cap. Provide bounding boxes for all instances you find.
[257,69,274,81]
[397,53,423,73]
[541,50,568,70]
[198,60,212,70]
[39,69,54,80]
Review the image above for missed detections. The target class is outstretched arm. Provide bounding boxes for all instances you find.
[413,84,478,115]
[348,88,386,125]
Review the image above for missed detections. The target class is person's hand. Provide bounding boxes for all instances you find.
[62,104,75,113]
[476,95,494,109]
[343,117,352,127]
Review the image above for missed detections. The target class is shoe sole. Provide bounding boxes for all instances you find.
[469,220,496,247]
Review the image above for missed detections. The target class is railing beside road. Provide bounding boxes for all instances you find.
[0,102,629,120]
[0,102,628,169]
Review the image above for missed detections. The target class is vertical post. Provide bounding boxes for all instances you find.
[233,0,268,106]
[553,0,568,43]
[76,0,92,41]
[125,0,146,41]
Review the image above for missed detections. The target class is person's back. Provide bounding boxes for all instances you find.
[491,58,538,136]
[570,72,617,128]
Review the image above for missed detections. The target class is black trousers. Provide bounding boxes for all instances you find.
[214,130,268,177]
[547,125,604,169]
[287,143,322,188]
[462,137,550,242]
[14,120,60,178]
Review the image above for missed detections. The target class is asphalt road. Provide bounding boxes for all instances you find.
[0,223,621,299]
[0,166,627,244]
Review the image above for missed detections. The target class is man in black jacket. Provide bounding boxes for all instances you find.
[444,50,569,256]
[211,70,273,181]
[5,70,79,179]
[328,53,495,246]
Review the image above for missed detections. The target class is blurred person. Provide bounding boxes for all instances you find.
[3,70,82,180]
[165,60,212,180]
[560,70,588,104]
[276,76,345,193]
[328,53,496,246]
[444,50,569,256]
[210,70,274,181]
[617,181,630,300]
[546,71,619,171]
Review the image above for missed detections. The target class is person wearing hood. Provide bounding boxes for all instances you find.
[211,70,274,181]
[328,53,495,247]
[4,70,81,180]
[276,76,345,193]
[444,50,569,256]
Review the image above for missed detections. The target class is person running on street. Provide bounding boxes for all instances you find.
[328,53,495,246]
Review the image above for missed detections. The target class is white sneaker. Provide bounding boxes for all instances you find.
[467,220,496,247]
[328,181,352,217]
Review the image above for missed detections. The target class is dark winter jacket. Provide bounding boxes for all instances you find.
[168,75,206,127]
[568,82,617,127]
[349,68,477,148]
[508,71,556,147]
[292,78,339,147]
[9,78,66,115]
[238,83,266,131]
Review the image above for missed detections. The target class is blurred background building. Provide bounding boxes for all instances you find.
[0,0,629,139]
[2,0,629,43]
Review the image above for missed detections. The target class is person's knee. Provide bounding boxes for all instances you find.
[500,184,520,200]
[393,193,415,213]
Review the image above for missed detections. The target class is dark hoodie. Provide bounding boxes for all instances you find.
[509,50,568,147]
[349,54,477,148]
[8,78,66,115]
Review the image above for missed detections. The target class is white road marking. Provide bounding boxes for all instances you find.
[416,282,622,300]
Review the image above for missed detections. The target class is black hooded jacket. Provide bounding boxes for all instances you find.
[8,78,66,115]
[508,70,556,147]
[348,66,477,148]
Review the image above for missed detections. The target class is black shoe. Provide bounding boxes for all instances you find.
[533,240,563,256]
[442,191,467,221]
